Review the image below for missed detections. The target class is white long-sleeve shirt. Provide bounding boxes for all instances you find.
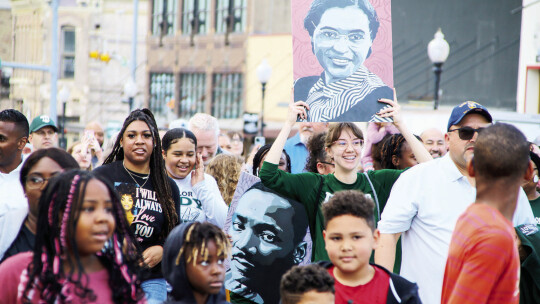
[173,173,228,228]
[0,157,28,261]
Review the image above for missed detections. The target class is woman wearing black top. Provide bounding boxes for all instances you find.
[94,109,180,303]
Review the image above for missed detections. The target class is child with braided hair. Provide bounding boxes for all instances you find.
[379,133,421,170]
[361,122,400,171]
[0,170,146,303]
[162,222,230,304]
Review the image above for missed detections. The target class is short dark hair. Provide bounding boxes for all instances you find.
[473,123,530,180]
[304,0,379,41]
[252,144,292,176]
[19,148,80,188]
[280,264,334,304]
[530,149,540,171]
[322,190,375,230]
[0,109,29,138]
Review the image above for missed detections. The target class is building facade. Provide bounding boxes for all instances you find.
[145,0,293,133]
[6,0,148,144]
[0,0,13,108]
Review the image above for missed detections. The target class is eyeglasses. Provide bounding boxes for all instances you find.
[332,139,364,149]
[318,161,335,167]
[25,175,55,189]
[448,127,485,140]
[315,29,368,46]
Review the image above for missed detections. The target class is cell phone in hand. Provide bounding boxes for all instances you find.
[254,136,265,146]
[84,130,95,140]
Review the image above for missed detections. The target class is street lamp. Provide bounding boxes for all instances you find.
[58,85,70,149]
[427,28,450,110]
[124,78,137,112]
[256,59,272,137]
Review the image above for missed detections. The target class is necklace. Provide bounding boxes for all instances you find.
[123,161,150,188]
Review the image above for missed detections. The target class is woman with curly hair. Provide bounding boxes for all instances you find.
[0,170,146,303]
[304,131,334,175]
[206,154,244,206]
[162,128,227,227]
[93,108,180,303]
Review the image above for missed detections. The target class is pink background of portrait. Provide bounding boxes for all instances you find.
[292,0,393,87]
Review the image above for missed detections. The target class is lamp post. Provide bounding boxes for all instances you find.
[124,78,137,112]
[427,28,450,110]
[256,59,272,137]
[58,86,70,149]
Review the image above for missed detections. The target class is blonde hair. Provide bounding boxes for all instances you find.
[205,154,243,205]
[67,141,93,171]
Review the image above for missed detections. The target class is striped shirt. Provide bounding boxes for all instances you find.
[305,65,392,122]
[441,203,520,304]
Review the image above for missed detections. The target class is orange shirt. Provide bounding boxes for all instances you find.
[441,203,520,304]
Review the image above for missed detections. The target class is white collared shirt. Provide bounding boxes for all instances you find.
[378,154,535,304]
[0,155,29,261]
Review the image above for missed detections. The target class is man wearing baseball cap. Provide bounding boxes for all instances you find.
[28,115,58,150]
[375,101,536,304]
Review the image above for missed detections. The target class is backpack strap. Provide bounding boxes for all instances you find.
[363,171,381,222]
[317,174,324,204]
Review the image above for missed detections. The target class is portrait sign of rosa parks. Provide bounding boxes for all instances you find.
[292,0,394,122]
[224,173,312,304]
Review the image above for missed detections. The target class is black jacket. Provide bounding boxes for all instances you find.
[317,261,422,304]
[516,224,540,304]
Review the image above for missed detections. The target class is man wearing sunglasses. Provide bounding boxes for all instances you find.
[375,101,536,304]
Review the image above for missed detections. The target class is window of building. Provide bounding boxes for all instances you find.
[61,26,76,79]
[215,0,246,34]
[178,73,207,118]
[212,73,243,119]
[149,73,175,119]
[151,0,177,36]
[181,0,210,35]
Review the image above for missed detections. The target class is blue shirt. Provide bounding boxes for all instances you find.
[284,133,308,174]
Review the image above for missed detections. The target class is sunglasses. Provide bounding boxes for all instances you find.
[448,126,484,140]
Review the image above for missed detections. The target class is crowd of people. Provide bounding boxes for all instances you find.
[0,94,539,304]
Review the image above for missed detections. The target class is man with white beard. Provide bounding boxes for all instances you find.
[284,122,328,173]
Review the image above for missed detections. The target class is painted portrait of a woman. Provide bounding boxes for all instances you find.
[294,0,393,122]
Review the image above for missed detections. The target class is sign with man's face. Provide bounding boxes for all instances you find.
[224,173,312,304]
[292,0,394,122]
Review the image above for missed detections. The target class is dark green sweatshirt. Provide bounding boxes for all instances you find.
[259,161,403,262]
